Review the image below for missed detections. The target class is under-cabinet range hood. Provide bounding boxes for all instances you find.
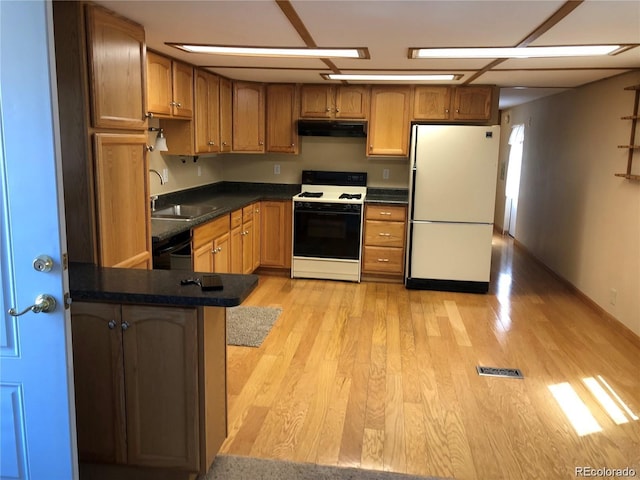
[297,120,367,137]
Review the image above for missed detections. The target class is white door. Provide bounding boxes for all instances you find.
[1,2,78,479]
[412,125,500,223]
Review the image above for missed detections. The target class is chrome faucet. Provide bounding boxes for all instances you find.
[149,168,165,185]
[150,195,159,212]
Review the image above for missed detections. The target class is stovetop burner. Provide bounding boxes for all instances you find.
[339,193,362,200]
[298,192,323,198]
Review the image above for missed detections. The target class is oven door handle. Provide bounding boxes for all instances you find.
[154,237,192,255]
[296,210,361,216]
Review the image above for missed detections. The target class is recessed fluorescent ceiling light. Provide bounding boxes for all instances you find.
[325,74,458,81]
[411,45,620,59]
[171,44,367,58]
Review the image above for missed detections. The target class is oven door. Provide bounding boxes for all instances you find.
[293,202,362,260]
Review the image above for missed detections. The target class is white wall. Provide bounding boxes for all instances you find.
[149,135,410,195]
[498,71,640,335]
[219,136,409,188]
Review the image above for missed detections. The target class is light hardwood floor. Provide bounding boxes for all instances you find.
[220,235,640,479]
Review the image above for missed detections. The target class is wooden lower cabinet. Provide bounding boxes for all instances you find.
[72,302,227,475]
[192,214,231,273]
[260,200,292,268]
[362,204,407,277]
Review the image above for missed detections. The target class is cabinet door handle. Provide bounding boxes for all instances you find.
[380,211,391,216]
[208,141,215,146]
[377,258,390,262]
[259,141,264,146]
[378,232,391,237]
[107,320,117,329]
[176,102,182,107]
[121,321,130,331]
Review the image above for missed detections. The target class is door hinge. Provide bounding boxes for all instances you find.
[64,292,72,310]
[62,253,69,271]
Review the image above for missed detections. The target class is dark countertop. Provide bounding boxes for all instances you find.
[152,183,300,242]
[70,263,259,307]
[365,188,409,205]
[151,183,409,242]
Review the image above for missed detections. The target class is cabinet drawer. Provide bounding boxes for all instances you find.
[363,246,404,274]
[365,220,405,247]
[231,209,242,229]
[192,215,229,248]
[242,204,254,223]
[366,204,406,222]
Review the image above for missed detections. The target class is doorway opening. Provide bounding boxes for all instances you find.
[504,124,525,237]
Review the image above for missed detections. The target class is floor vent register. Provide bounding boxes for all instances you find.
[476,366,524,379]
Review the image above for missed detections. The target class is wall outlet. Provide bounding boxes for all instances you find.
[609,288,617,306]
[274,164,281,175]
[383,168,389,180]
[162,168,169,183]
[197,165,202,177]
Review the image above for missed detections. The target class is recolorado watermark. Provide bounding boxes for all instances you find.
[575,467,637,477]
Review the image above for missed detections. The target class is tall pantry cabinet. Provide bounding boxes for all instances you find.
[53,2,152,269]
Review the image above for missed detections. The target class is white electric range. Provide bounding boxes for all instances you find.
[292,170,367,282]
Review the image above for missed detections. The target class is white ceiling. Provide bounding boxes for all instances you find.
[96,0,640,109]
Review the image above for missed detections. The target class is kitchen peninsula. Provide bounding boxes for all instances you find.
[69,263,258,479]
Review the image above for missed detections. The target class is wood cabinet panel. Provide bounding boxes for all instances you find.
[252,204,261,271]
[219,77,233,152]
[335,85,369,119]
[299,84,333,118]
[266,84,298,153]
[363,246,405,274]
[242,220,254,274]
[260,200,292,268]
[213,232,231,273]
[147,52,193,118]
[364,220,405,248]
[368,86,411,156]
[195,70,220,153]
[300,85,369,119]
[413,86,451,120]
[93,133,151,269]
[192,215,230,249]
[172,61,194,118]
[452,86,493,121]
[122,305,199,470]
[193,242,212,273]
[230,224,243,274]
[365,204,407,222]
[233,81,265,152]
[85,4,146,130]
[362,204,406,277]
[146,51,172,116]
[71,302,126,464]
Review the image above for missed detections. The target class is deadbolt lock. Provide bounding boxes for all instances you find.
[33,255,54,273]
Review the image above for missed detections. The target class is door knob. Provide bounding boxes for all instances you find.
[8,294,57,317]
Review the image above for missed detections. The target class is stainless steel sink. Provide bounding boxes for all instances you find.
[151,204,220,221]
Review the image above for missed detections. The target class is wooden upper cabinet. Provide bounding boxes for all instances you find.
[194,70,220,154]
[147,51,193,118]
[413,86,452,120]
[233,81,265,152]
[85,4,146,130]
[93,133,151,269]
[266,84,298,154]
[335,85,369,119]
[146,52,172,116]
[452,86,493,121]
[368,86,411,157]
[219,77,233,152]
[300,85,368,119]
[172,61,194,118]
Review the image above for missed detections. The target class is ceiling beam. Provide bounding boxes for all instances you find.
[463,0,585,85]
[275,0,341,74]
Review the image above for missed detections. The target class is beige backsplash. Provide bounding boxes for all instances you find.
[149,135,409,196]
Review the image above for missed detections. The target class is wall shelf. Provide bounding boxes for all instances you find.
[617,84,640,181]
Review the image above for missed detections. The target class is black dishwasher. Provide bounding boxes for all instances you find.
[152,230,192,270]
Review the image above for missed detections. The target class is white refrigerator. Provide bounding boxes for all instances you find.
[405,124,500,293]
